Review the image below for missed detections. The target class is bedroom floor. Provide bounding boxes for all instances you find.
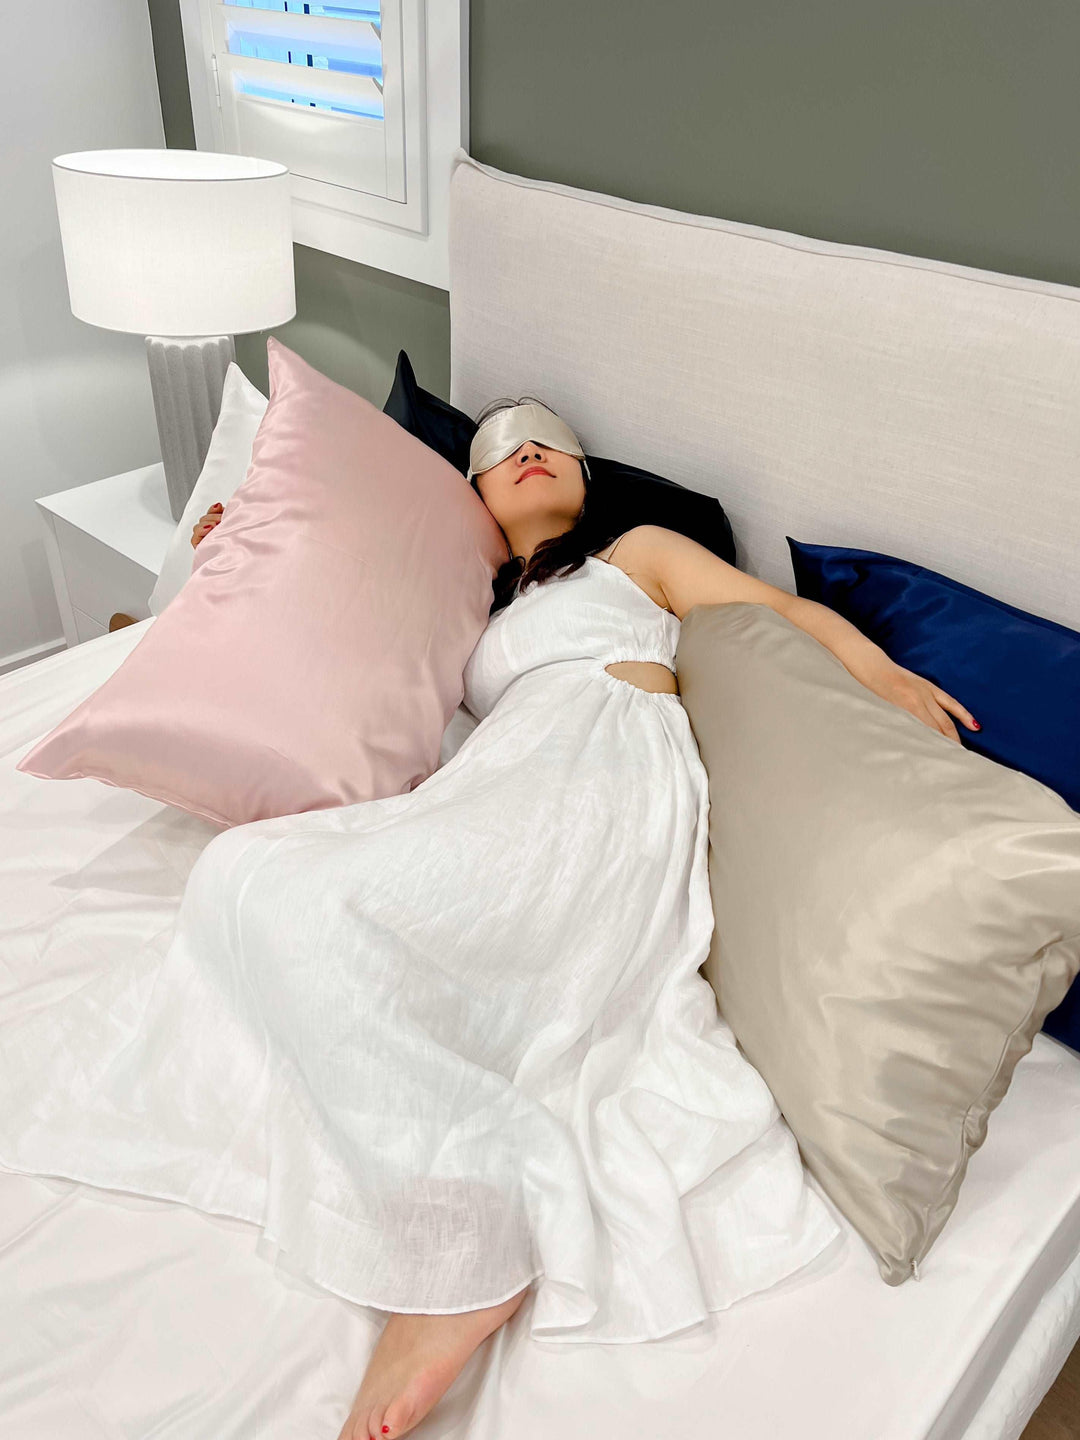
[1023,1338,1080,1437]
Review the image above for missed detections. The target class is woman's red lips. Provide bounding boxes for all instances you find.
[516,466,554,483]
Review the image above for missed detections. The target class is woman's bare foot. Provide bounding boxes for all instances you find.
[335,1285,530,1439]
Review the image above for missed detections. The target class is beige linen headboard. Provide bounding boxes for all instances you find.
[448,153,1080,631]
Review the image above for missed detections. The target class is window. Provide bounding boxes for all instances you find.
[178,0,467,289]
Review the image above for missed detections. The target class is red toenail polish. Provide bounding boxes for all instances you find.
[382,1429,390,1435]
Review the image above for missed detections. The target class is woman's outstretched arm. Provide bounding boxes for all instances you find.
[626,524,978,743]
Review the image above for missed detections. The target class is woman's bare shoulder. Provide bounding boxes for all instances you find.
[593,526,676,611]
[594,524,669,563]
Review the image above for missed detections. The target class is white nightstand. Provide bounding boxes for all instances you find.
[36,463,176,647]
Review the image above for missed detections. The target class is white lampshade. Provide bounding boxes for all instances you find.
[52,149,296,337]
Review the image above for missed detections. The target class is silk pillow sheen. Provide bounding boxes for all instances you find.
[675,603,1080,1285]
[150,355,432,618]
[19,340,508,826]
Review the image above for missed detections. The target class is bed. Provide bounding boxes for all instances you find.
[2,152,1079,1439]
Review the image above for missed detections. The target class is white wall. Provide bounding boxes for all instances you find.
[0,0,166,670]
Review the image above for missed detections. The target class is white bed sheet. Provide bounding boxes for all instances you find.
[2,628,1080,1440]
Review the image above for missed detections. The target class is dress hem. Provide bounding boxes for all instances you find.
[0,1156,825,1346]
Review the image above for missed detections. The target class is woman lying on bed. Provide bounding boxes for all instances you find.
[162,397,973,1440]
[192,404,975,741]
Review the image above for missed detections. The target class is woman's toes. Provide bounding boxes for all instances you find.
[378,1393,418,1438]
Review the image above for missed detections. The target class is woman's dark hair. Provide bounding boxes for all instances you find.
[470,396,616,615]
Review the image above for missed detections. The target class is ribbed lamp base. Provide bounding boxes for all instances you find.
[146,334,236,521]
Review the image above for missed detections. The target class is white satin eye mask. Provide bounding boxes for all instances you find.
[467,402,589,481]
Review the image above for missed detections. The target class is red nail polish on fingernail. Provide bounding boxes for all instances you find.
[972,721,981,731]
[382,1429,390,1435]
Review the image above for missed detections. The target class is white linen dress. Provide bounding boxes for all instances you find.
[0,555,839,1343]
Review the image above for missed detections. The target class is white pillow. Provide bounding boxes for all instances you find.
[149,363,268,616]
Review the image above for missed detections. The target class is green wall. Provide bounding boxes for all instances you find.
[147,0,195,150]
[148,0,1080,405]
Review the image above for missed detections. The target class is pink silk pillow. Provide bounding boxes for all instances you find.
[19,340,508,826]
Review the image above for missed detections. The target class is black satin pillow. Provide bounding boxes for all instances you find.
[383,350,477,477]
[383,351,737,566]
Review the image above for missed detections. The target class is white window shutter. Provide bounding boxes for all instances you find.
[178,0,467,289]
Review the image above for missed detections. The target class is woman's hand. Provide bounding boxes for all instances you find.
[191,502,224,549]
[849,653,979,743]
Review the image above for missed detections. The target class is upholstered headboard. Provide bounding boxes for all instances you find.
[448,153,1080,631]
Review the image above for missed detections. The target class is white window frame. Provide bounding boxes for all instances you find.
[178,0,468,291]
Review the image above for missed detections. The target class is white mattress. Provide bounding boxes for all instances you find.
[3,627,1080,1440]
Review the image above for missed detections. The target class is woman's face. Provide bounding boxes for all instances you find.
[474,442,586,535]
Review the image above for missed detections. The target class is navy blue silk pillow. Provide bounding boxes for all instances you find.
[788,539,1080,1053]
[787,540,1080,810]
[384,351,737,566]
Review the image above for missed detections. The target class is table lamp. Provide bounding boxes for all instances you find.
[52,149,296,521]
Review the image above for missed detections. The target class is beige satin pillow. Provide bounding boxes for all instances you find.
[676,602,1080,1285]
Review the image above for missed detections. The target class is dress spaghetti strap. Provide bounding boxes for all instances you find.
[602,533,628,564]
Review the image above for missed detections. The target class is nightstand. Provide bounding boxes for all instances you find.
[36,463,176,647]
